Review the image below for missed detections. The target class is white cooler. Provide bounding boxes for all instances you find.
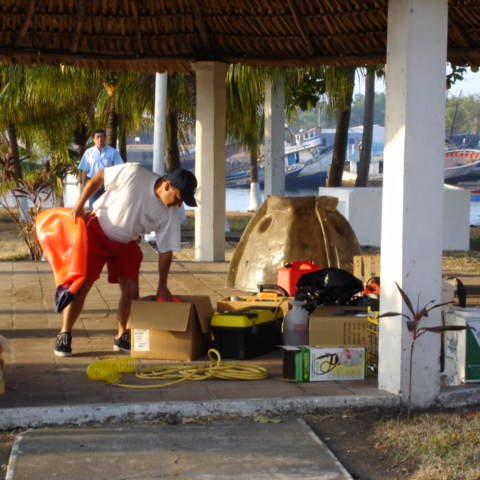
[443,307,480,385]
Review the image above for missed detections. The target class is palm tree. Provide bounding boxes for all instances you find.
[355,65,385,187]
[95,70,195,170]
[355,67,376,187]
[100,72,119,148]
[95,71,156,162]
[0,64,101,177]
[165,72,195,172]
[226,65,269,210]
[326,67,356,187]
[0,65,31,178]
[226,65,341,206]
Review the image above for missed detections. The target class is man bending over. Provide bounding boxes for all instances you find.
[54,162,197,357]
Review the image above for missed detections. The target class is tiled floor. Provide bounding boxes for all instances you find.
[0,248,394,412]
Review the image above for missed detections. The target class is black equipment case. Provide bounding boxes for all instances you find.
[210,306,283,360]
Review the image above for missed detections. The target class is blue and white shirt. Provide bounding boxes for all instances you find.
[78,144,123,179]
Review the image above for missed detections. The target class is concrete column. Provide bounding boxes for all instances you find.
[379,0,448,407]
[152,72,167,175]
[191,61,228,261]
[264,77,285,196]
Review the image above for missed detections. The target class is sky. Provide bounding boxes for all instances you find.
[354,67,480,96]
[448,68,480,96]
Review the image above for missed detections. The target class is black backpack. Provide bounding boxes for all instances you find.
[295,267,364,312]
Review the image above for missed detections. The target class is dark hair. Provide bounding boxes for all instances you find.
[92,129,106,137]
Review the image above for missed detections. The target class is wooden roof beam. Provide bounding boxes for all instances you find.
[191,2,212,51]
[13,0,36,48]
[70,1,86,53]
[449,17,472,49]
[0,46,386,68]
[130,0,144,55]
[287,0,314,56]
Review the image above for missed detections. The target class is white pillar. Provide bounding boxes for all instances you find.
[379,0,448,407]
[191,61,228,261]
[264,77,285,196]
[152,72,167,175]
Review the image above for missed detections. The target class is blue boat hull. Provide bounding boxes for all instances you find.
[225,168,327,189]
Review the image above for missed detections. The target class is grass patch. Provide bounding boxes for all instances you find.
[470,226,480,250]
[2,207,480,267]
[0,210,30,261]
[374,410,480,480]
[183,210,253,233]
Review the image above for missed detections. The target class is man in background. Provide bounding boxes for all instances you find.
[78,129,123,207]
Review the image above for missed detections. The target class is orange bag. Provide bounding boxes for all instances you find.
[36,208,87,312]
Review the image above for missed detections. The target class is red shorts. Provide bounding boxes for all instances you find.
[85,214,143,284]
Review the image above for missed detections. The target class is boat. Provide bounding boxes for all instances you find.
[443,148,480,201]
[444,149,480,185]
[225,125,385,189]
[127,125,385,190]
[342,147,480,192]
[225,145,332,189]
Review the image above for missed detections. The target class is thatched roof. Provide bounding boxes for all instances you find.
[0,1,479,72]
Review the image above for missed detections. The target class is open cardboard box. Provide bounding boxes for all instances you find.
[309,305,370,347]
[130,295,214,361]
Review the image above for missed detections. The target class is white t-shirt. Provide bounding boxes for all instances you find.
[93,163,181,253]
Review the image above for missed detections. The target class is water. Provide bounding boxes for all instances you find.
[226,187,480,226]
[470,199,480,225]
[225,187,318,212]
[64,176,480,225]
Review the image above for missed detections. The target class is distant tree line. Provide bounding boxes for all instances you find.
[445,94,480,141]
[289,92,386,132]
[291,91,480,143]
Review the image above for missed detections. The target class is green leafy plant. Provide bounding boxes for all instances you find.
[0,175,51,260]
[380,282,466,419]
[0,156,72,260]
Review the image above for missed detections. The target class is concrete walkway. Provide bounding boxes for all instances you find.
[0,244,478,431]
[5,418,354,480]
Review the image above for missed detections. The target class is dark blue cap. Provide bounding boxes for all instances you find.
[165,169,198,207]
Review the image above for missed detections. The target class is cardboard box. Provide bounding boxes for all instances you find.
[217,296,292,316]
[353,255,380,283]
[309,306,369,347]
[282,346,366,381]
[130,295,214,361]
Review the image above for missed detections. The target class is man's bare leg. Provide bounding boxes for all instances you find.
[117,277,139,336]
[60,280,94,333]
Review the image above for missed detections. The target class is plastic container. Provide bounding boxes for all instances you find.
[282,300,309,345]
[443,307,480,384]
[277,260,320,296]
[36,207,87,312]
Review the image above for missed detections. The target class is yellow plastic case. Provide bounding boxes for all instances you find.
[211,306,283,328]
[210,307,283,359]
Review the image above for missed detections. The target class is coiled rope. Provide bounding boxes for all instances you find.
[86,348,268,389]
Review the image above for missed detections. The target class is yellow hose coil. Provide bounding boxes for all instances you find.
[86,356,136,384]
[86,349,268,389]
